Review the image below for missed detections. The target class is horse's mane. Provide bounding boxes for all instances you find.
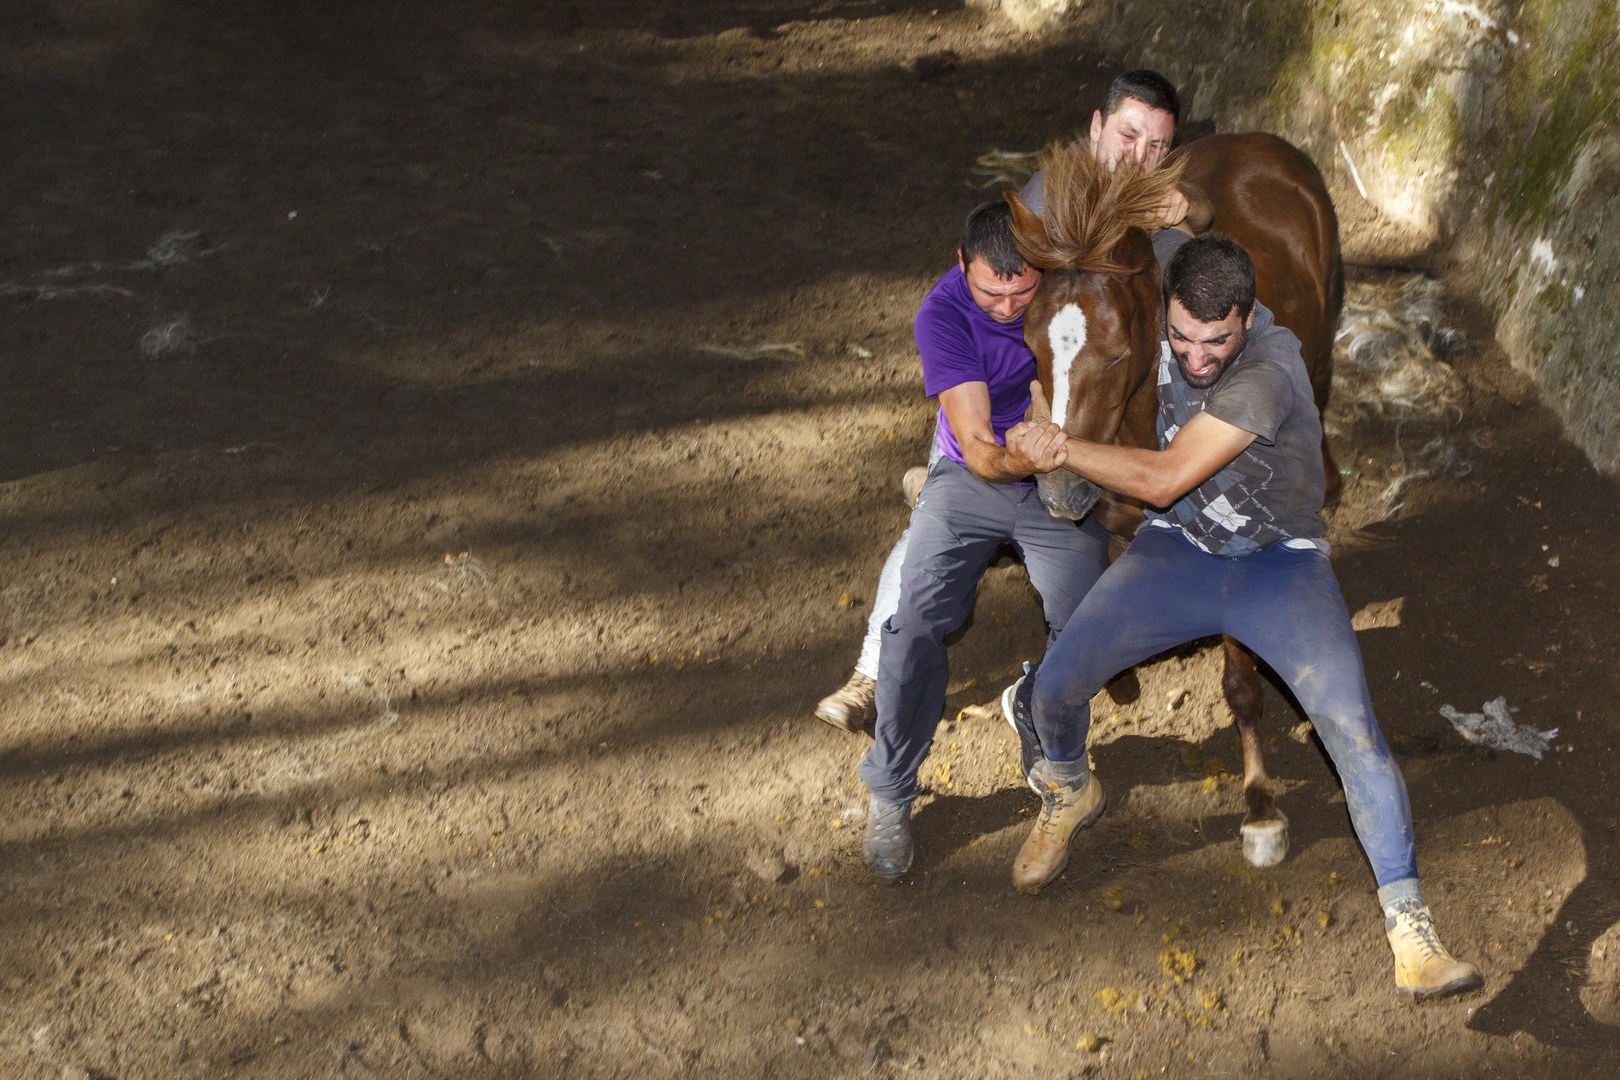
[1006,139,1188,274]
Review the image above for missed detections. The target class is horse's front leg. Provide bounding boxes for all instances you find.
[1222,635,1289,867]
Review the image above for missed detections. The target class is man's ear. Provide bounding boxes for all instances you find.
[957,247,967,274]
[1089,109,1104,143]
[1244,306,1256,330]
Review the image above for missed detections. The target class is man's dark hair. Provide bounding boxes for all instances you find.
[1164,235,1256,322]
[960,200,1027,279]
[1102,69,1180,126]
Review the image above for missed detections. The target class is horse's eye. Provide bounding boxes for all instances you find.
[1103,352,1128,371]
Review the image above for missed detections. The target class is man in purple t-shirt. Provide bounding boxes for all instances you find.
[858,201,1112,880]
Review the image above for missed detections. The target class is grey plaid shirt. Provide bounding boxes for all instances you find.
[1143,303,1328,556]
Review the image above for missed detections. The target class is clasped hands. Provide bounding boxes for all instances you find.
[1005,380,1071,474]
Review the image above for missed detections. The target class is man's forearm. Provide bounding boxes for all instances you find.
[1059,439,1180,506]
[962,436,1036,484]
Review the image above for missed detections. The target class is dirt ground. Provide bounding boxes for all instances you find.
[3,2,1619,1078]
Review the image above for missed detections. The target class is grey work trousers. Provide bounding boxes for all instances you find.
[859,457,1111,801]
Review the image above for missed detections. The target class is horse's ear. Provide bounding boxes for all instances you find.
[1003,190,1057,270]
[1112,227,1156,276]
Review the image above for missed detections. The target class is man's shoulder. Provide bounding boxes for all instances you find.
[917,268,969,322]
[1152,227,1191,268]
[1239,312,1308,381]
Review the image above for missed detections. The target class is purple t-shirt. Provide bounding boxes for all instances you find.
[915,267,1036,476]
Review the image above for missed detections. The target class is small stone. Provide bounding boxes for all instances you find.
[63,1067,91,1080]
[1077,1033,1103,1053]
[746,846,788,883]
[837,592,858,609]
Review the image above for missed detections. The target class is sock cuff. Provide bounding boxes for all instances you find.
[1041,756,1089,784]
[1378,878,1424,920]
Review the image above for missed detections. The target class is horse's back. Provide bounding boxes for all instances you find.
[1179,133,1341,409]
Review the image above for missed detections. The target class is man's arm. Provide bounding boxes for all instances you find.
[940,381,1067,484]
[1016,381,1254,506]
[1179,181,1215,234]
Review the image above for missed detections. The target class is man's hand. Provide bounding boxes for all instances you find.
[1006,419,1069,473]
[1155,186,1190,231]
[1025,379,1054,425]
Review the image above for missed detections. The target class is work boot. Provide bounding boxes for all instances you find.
[1000,669,1042,794]
[1012,761,1105,893]
[902,465,928,508]
[815,671,876,733]
[863,795,915,881]
[1385,900,1484,1002]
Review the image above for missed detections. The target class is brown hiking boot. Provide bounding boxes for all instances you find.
[815,670,876,733]
[1011,762,1106,893]
[902,465,928,509]
[1386,900,1484,1002]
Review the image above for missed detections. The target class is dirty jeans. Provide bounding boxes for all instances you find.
[859,457,1111,801]
[1031,524,1421,892]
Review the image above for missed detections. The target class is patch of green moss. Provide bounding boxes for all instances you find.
[1492,4,1620,220]
[1375,71,1458,167]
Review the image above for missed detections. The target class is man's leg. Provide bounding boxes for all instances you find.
[1223,544,1481,1001]
[857,529,910,680]
[1012,527,1225,889]
[1031,527,1224,763]
[1010,492,1112,648]
[813,528,909,732]
[999,499,1110,782]
[859,460,1009,877]
[816,441,939,731]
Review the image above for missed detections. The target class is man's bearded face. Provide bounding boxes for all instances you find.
[1166,298,1252,389]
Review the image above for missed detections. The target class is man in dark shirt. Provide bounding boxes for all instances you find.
[1006,235,1482,1003]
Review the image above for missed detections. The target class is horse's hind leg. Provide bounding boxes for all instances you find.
[1222,636,1289,867]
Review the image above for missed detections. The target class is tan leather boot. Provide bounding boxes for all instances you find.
[1012,763,1105,893]
[902,466,928,508]
[1386,901,1483,1002]
[815,671,876,733]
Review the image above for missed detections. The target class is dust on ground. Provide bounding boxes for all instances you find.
[2,2,1618,1078]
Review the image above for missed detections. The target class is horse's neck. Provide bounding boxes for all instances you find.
[1097,372,1162,553]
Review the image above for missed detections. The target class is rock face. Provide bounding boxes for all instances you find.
[1023,0,1620,474]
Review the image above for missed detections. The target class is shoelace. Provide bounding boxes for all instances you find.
[1396,909,1444,959]
[867,802,909,841]
[1033,783,1067,836]
[837,675,875,704]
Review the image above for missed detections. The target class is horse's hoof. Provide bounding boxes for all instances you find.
[1241,815,1289,868]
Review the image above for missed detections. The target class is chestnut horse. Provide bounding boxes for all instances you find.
[1004,132,1343,868]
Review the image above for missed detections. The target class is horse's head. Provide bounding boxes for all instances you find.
[1004,142,1183,520]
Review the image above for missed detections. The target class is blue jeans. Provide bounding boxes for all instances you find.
[1031,525,1420,890]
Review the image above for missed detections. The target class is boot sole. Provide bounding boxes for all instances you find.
[1398,970,1484,1003]
[1018,782,1108,893]
[1000,680,1041,796]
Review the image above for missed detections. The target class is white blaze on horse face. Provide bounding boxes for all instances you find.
[1045,303,1088,432]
